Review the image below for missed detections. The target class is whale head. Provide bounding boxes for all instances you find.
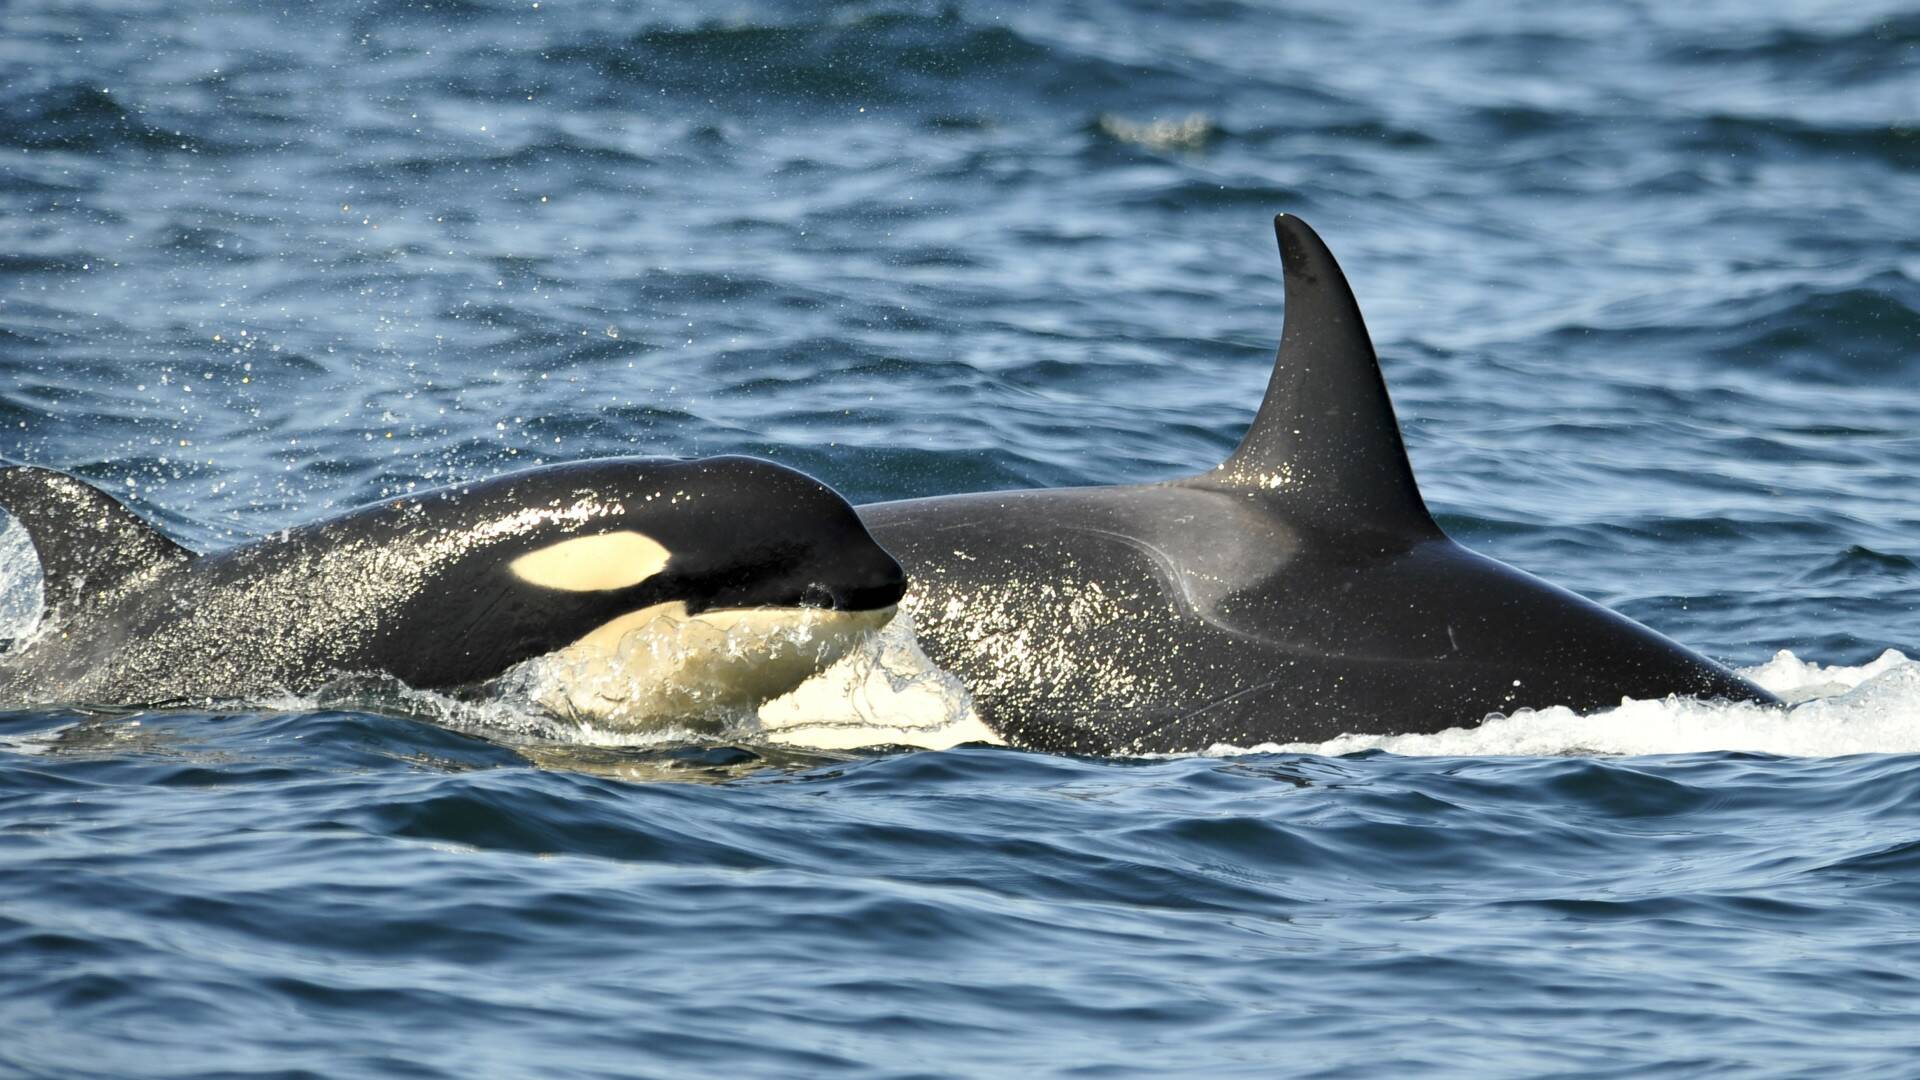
[362,455,907,725]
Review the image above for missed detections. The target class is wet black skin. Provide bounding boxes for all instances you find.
[858,216,1776,755]
[0,456,906,706]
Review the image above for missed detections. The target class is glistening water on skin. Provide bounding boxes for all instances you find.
[0,219,1795,752]
[0,456,906,727]
[858,215,1775,754]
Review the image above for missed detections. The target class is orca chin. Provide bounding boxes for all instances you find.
[855,213,1778,755]
[512,602,898,730]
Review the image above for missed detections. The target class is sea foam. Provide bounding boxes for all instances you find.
[1213,650,1920,759]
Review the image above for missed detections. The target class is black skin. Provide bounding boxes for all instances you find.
[0,217,1778,752]
[861,485,1773,754]
[0,456,906,706]
[856,215,1777,755]
[345,457,907,688]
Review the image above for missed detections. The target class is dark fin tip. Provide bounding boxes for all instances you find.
[1197,214,1439,539]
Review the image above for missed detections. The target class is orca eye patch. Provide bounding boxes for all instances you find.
[509,530,671,592]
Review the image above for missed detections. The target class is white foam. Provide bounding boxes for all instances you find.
[1208,649,1920,759]
[1741,648,1912,702]
[0,516,45,641]
[756,614,999,750]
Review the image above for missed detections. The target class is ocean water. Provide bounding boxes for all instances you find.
[3,0,1918,1074]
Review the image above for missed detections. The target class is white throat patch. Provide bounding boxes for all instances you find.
[509,530,671,592]
[517,601,897,727]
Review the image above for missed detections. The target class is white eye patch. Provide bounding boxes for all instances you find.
[509,530,672,592]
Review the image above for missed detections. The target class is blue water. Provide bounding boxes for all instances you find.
[3,0,1918,1074]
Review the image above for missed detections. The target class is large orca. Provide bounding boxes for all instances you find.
[858,215,1776,754]
[0,456,906,721]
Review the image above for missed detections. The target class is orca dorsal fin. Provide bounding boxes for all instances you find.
[1201,214,1439,539]
[0,465,193,620]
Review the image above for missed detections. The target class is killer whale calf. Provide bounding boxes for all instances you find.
[858,215,1777,754]
[0,456,906,721]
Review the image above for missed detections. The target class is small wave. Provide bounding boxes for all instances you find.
[524,7,1206,114]
[0,84,214,154]
[1668,12,1919,79]
[355,137,649,182]
[1686,114,1918,170]
[1793,546,1920,587]
[1544,273,1920,383]
[546,11,1056,107]
[1214,650,1920,759]
[1707,276,1920,382]
[1118,177,1313,212]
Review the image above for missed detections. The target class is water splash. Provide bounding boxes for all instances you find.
[0,516,44,640]
[1217,650,1920,759]
[758,613,995,750]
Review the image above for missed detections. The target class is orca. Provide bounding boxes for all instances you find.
[0,456,906,722]
[857,215,1777,754]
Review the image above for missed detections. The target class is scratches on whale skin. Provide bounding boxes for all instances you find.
[1058,522,1209,622]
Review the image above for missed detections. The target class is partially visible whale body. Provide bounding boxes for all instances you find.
[0,457,906,721]
[859,215,1777,754]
